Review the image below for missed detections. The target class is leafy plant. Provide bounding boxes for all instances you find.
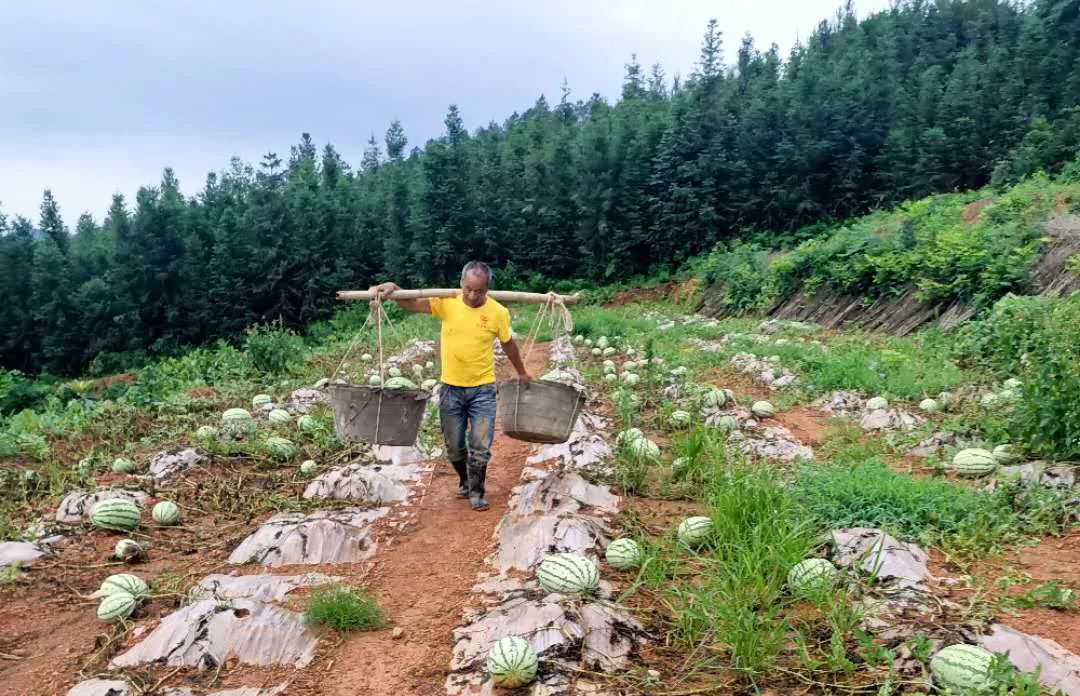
[244,322,305,375]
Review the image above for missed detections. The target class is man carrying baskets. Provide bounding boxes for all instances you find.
[369,261,532,511]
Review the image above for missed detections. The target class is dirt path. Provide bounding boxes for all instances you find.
[312,345,550,696]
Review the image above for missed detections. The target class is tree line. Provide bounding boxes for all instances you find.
[2,0,1079,376]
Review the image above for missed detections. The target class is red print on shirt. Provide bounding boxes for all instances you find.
[479,315,489,327]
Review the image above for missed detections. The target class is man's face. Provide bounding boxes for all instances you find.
[460,271,489,308]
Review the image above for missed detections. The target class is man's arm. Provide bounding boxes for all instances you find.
[501,338,532,385]
[369,282,431,314]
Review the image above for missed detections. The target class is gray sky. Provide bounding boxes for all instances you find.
[1,0,890,224]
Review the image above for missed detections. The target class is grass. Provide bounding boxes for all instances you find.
[304,584,385,632]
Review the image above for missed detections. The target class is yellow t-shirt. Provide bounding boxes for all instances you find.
[429,295,512,387]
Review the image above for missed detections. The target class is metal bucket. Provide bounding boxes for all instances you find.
[498,379,585,444]
[328,384,431,446]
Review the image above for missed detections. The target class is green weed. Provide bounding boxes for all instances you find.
[304,584,385,632]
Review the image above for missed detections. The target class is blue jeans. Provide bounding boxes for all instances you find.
[439,383,497,497]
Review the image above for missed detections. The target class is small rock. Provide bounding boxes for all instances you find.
[647,669,661,678]
[392,627,404,640]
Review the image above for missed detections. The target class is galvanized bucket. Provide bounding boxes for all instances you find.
[328,384,431,446]
[498,379,585,444]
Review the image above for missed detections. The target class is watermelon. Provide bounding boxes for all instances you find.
[603,364,617,375]
[425,361,434,371]
[584,338,593,348]
[591,348,602,356]
[152,501,180,526]
[536,553,599,594]
[368,375,383,386]
[709,414,740,432]
[866,396,889,411]
[487,636,538,688]
[992,444,1020,465]
[626,437,660,461]
[669,410,692,428]
[788,558,839,594]
[605,538,643,570]
[937,391,955,407]
[387,367,402,378]
[384,376,418,389]
[252,394,273,408]
[604,373,618,382]
[573,335,584,345]
[602,359,616,370]
[97,591,139,622]
[623,361,637,372]
[930,644,996,693]
[677,516,712,546]
[360,353,373,362]
[751,401,775,418]
[421,379,437,391]
[622,373,640,386]
[701,388,727,410]
[196,425,219,440]
[90,499,140,531]
[297,415,318,433]
[268,408,291,423]
[596,336,609,349]
[670,457,690,477]
[951,448,997,477]
[919,398,939,413]
[412,364,425,377]
[265,436,297,461]
[222,408,252,424]
[92,573,149,600]
[602,347,617,357]
[300,460,318,476]
[111,458,135,474]
[542,370,576,385]
[113,539,143,562]
[616,428,645,447]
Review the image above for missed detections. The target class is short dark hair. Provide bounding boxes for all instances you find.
[461,260,492,284]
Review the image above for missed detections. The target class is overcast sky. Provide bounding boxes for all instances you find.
[1,0,891,224]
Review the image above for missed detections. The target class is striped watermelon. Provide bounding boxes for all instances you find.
[605,538,643,570]
[670,457,690,477]
[268,408,291,423]
[300,460,318,476]
[700,388,727,410]
[425,361,434,371]
[604,373,618,382]
[486,636,538,688]
[615,428,645,447]
[951,449,997,477]
[866,396,889,411]
[930,644,996,693]
[92,573,149,600]
[421,379,437,391]
[992,444,1020,465]
[111,458,135,474]
[387,367,402,378]
[360,353,373,362]
[919,398,939,413]
[384,376,418,389]
[297,415,318,433]
[669,410,692,428]
[788,558,839,594]
[536,553,599,594]
[707,414,739,432]
[196,425,219,440]
[90,499,140,531]
[596,336,609,349]
[626,437,660,461]
[621,372,640,386]
[97,591,139,622]
[265,437,297,461]
[677,516,712,546]
[368,375,383,386]
[251,394,273,408]
[222,408,252,424]
[591,347,602,356]
[152,501,180,526]
[751,401,775,418]
[573,335,584,345]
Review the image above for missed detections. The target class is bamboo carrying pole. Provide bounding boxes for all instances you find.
[336,288,580,304]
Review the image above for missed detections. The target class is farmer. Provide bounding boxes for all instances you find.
[369,261,532,511]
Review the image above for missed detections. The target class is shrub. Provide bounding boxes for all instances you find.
[244,322,305,374]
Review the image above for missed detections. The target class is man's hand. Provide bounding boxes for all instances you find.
[517,371,532,387]
[369,282,400,300]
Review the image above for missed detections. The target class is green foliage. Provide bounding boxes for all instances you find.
[1002,581,1077,612]
[0,371,52,416]
[701,178,1077,313]
[304,584,385,632]
[244,323,304,375]
[952,293,1080,459]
